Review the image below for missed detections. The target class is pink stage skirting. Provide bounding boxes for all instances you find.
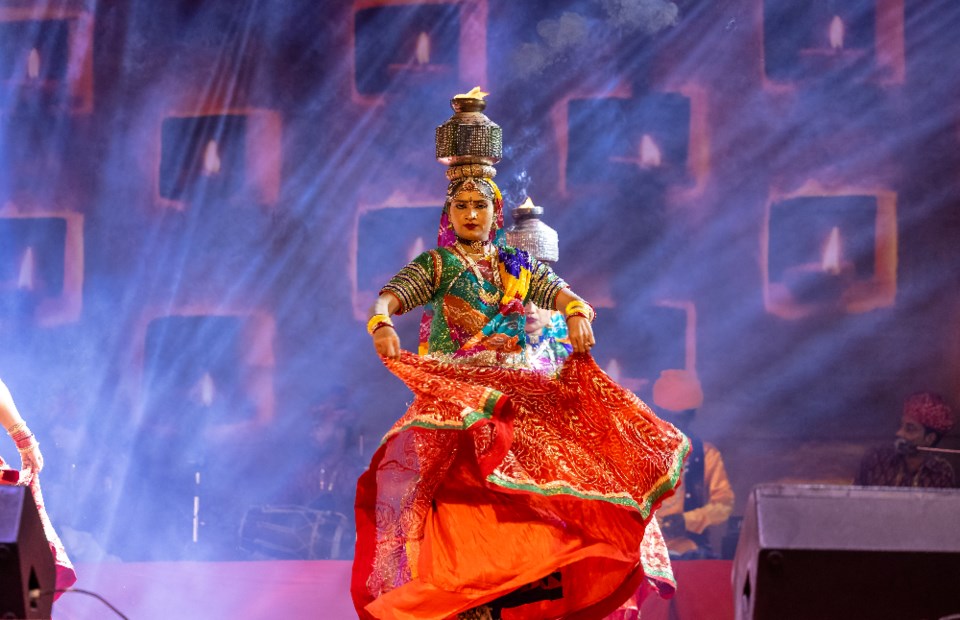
[52,560,732,619]
[53,561,355,620]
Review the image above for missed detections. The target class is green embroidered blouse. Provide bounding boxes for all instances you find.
[381,247,567,356]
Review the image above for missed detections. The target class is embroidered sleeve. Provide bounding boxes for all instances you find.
[526,257,568,310]
[380,251,437,315]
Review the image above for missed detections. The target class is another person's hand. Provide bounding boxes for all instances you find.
[373,326,401,359]
[659,513,686,538]
[567,315,595,354]
[18,442,43,485]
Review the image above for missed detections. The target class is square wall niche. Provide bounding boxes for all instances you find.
[763,0,904,86]
[563,93,692,192]
[763,184,897,318]
[351,197,440,320]
[0,211,83,326]
[352,0,487,103]
[140,312,275,430]
[0,7,94,113]
[156,109,282,210]
[594,301,695,394]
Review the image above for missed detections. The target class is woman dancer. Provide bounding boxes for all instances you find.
[352,91,687,620]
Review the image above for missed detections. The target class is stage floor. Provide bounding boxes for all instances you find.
[53,560,733,619]
[54,560,355,620]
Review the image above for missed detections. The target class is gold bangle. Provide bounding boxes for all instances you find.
[564,300,595,322]
[367,314,394,335]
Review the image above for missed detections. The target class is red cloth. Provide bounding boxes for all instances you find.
[353,352,689,619]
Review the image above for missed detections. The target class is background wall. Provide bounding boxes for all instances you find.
[0,0,957,561]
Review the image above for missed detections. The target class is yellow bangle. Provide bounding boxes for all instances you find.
[564,300,595,322]
[367,314,393,335]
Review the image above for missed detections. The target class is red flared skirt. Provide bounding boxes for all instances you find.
[353,352,688,620]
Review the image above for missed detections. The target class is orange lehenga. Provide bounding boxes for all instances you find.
[353,246,688,620]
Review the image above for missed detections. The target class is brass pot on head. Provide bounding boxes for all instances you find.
[436,87,502,177]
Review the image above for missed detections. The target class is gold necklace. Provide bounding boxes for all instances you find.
[453,244,502,306]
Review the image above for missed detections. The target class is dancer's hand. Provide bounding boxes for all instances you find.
[373,326,401,359]
[567,315,595,354]
[18,442,43,485]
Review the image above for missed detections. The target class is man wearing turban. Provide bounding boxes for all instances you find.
[650,370,735,559]
[856,392,956,488]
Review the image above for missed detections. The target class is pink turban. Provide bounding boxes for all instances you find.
[904,392,954,435]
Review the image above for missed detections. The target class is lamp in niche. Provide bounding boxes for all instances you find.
[354,4,460,97]
[761,0,905,84]
[610,133,664,170]
[416,32,431,66]
[142,314,272,431]
[781,225,855,306]
[796,13,868,77]
[386,30,453,85]
[3,246,39,321]
[201,140,221,177]
[764,187,897,318]
[639,134,663,169]
[160,115,245,203]
[0,215,82,326]
[0,13,94,113]
[26,48,40,81]
[566,94,690,189]
[193,372,216,408]
[17,247,36,291]
[829,15,845,50]
[157,110,282,209]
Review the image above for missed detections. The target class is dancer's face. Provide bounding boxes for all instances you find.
[524,302,552,336]
[449,189,493,242]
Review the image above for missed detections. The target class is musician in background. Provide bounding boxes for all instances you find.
[651,370,734,559]
[856,392,955,488]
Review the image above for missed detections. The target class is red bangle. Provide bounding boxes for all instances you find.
[372,322,395,335]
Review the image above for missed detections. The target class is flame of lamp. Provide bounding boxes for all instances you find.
[505,198,559,263]
[202,140,221,176]
[17,248,36,291]
[829,16,845,50]
[27,49,41,80]
[436,96,502,167]
[415,32,430,65]
[198,372,215,407]
[639,134,662,169]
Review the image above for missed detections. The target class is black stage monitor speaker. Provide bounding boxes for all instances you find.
[733,484,960,620]
[0,485,55,619]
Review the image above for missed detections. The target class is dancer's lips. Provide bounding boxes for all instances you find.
[464,224,478,230]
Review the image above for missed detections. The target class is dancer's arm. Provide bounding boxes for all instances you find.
[555,288,596,354]
[0,379,44,483]
[369,292,402,359]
